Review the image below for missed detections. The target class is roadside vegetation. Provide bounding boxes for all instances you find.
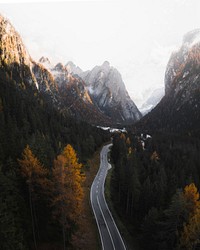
[110,132,200,249]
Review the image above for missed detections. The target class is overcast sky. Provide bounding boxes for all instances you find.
[1,0,200,106]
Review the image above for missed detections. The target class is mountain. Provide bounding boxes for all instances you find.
[0,15,59,98]
[38,59,112,125]
[0,15,36,86]
[39,58,142,125]
[0,15,31,66]
[51,62,69,86]
[0,15,111,126]
[81,61,142,124]
[57,72,113,125]
[66,61,83,76]
[139,87,164,115]
[0,14,141,126]
[137,29,200,134]
[38,56,52,69]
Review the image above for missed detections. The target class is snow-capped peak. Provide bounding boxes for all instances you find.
[81,61,142,123]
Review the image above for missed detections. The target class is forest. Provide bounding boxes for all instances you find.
[110,131,200,249]
[0,67,110,249]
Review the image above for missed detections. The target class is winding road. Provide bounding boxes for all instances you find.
[90,144,126,250]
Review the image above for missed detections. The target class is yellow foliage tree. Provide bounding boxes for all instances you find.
[120,133,126,140]
[18,145,48,249]
[184,183,200,214]
[180,210,200,250]
[126,137,131,145]
[18,145,48,191]
[179,183,200,249]
[150,151,160,162]
[128,147,132,156]
[51,144,85,249]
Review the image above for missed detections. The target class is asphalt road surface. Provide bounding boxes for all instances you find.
[90,144,126,250]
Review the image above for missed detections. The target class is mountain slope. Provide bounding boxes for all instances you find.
[81,61,142,124]
[137,30,200,134]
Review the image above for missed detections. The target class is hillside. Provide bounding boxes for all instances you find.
[136,29,200,135]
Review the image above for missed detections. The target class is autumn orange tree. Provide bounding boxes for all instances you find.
[179,183,200,249]
[183,183,200,214]
[18,145,49,250]
[51,144,85,249]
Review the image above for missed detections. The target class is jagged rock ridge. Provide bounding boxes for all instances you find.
[67,61,142,124]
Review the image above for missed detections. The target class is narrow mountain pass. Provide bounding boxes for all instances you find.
[90,144,126,250]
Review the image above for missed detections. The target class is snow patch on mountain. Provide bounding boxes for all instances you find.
[81,61,142,123]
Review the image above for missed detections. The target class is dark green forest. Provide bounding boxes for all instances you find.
[0,66,109,249]
[110,132,200,249]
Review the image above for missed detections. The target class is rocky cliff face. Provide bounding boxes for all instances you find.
[32,63,58,94]
[81,61,142,124]
[165,29,200,97]
[0,15,37,88]
[137,30,200,133]
[0,15,58,95]
[0,15,31,66]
